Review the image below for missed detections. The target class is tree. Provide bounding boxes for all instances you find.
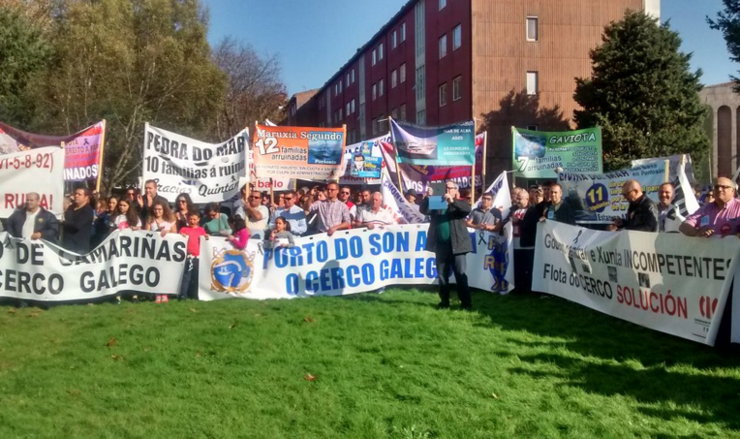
[0,7,51,125]
[573,11,708,171]
[212,37,287,141]
[709,1,740,93]
[32,0,227,191]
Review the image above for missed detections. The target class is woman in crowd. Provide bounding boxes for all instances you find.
[92,196,119,248]
[174,193,196,230]
[202,202,231,236]
[226,216,250,250]
[267,216,295,248]
[145,200,177,303]
[115,198,142,230]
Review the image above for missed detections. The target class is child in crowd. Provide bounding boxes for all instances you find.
[115,199,141,230]
[267,216,295,248]
[179,211,208,300]
[227,216,250,250]
[146,200,177,303]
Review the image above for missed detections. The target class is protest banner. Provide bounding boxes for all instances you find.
[379,170,426,224]
[513,127,602,178]
[632,154,695,184]
[198,224,513,300]
[0,120,106,183]
[558,159,698,225]
[339,135,388,185]
[143,124,248,204]
[390,119,475,166]
[0,146,65,217]
[381,133,485,191]
[252,124,346,181]
[0,230,187,302]
[558,164,666,224]
[532,221,736,345]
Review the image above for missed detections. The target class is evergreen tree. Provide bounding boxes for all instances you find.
[709,0,740,92]
[574,11,708,171]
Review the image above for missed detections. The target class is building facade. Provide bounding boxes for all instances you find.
[699,82,740,179]
[292,0,660,176]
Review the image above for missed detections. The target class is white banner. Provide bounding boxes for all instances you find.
[198,224,513,300]
[379,170,426,224]
[143,123,248,204]
[631,154,695,183]
[0,230,187,301]
[474,171,512,220]
[0,146,65,217]
[532,221,737,345]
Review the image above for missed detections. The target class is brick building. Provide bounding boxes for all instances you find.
[291,0,661,176]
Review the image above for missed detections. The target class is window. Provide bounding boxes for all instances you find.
[453,76,462,101]
[527,125,538,131]
[400,103,407,121]
[346,73,350,87]
[401,22,406,42]
[400,63,406,83]
[351,69,355,83]
[439,0,446,10]
[351,99,356,113]
[391,107,398,118]
[526,71,538,95]
[339,108,343,120]
[334,84,338,96]
[392,30,397,49]
[439,35,448,59]
[439,83,448,107]
[346,103,350,115]
[372,83,377,100]
[339,81,342,93]
[379,79,384,96]
[391,69,398,88]
[453,24,462,50]
[527,17,538,41]
[371,118,377,135]
[378,43,384,61]
[416,109,426,125]
[372,49,377,66]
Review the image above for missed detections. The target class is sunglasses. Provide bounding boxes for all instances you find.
[250,196,261,199]
[714,185,733,191]
[284,197,293,200]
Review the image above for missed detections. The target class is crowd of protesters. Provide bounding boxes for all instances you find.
[4,175,736,309]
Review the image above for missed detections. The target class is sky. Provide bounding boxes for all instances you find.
[203,0,738,96]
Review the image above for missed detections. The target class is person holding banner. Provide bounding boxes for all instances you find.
[542,184,576,225]
[338,186,358,222]
[114,199,142,231]
[680,177,740,237]
[62,188,95,254]
[467,192,501,231]
[607,180,658,232]
[420,181,473,311]
[309,182,351,236]
[179,211,208,300]
[174,193,196,231]
[358,192,395,229]
[6,192,59,242]
[269,190,307,236]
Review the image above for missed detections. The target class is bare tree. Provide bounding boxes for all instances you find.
[213,37,287,139]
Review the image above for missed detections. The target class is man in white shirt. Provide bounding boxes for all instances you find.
[238,190,269,238]
[269,190,307,236]
[358,192,395,229]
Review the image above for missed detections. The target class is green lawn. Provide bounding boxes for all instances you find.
[0,289,739,438]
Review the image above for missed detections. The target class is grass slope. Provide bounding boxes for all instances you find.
[0,289,739,439]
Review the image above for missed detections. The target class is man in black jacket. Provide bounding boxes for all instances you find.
[609,180,658,232]
[542,183,576,225]
[138,179,169,223]
[62,188,95,253]
[6,192,59,242]
[420,181,473,310]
